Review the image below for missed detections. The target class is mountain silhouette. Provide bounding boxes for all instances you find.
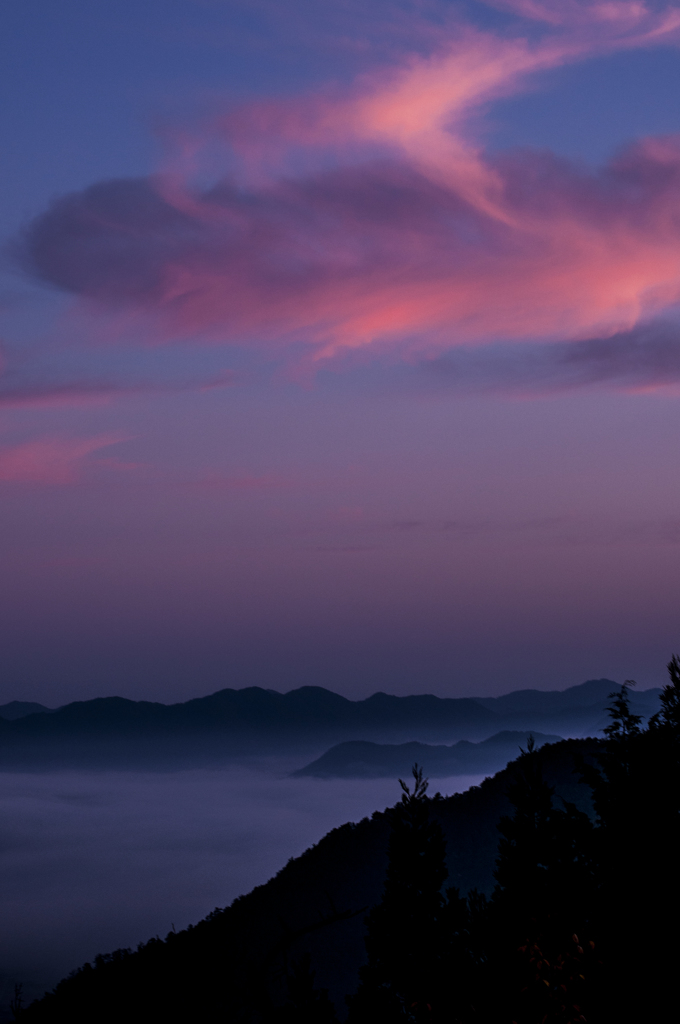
[0,680,660,768]
[294,730,563,778]
[0,701,52,721]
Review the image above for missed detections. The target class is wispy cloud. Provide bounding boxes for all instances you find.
[418,319,680,394]
[0,435,130,485]
[17,1,680,373]
[0,370,235,408]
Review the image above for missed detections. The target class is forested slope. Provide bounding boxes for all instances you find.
[18,738,598,1022]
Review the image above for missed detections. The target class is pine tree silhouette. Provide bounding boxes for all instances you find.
[489,737,598,1023]
[582,665,680,1022]
[348,765,448,1022]
[9,983,23,1021]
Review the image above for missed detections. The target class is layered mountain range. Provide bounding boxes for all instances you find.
[0,680,660,771]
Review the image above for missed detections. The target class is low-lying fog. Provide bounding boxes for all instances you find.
[0,763,484,1016]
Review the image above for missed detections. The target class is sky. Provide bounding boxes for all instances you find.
[3,0,680,704]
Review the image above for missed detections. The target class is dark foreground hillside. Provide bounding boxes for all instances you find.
[18,738,598,1023]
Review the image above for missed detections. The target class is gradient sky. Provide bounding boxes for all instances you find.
[3,0,680,705]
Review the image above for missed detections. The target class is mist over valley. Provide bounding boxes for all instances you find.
[0,678,662,1018]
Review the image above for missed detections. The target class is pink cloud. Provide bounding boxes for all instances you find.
[19,2,680,365]
[0,435,129,485]
[484,1,677,30]
[415,319,680,394]
[0,372,235,408]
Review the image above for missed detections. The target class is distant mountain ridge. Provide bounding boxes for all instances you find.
[294,730,563,779]
[476,678,619,713]
[0,679,661,769]
[0,700,52,721]
[0,687,495,740]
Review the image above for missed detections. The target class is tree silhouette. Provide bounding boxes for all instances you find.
[578,664,680,1022]
[348,765,448,1022]
[9,984,23,1020]
[488,736,598,1023]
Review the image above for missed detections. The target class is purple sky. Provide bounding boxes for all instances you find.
[3,1,680,704]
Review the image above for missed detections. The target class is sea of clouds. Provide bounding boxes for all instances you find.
[0,763,484,1016]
